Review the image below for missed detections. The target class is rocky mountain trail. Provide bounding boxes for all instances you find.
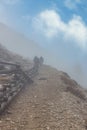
[0,65,87,129]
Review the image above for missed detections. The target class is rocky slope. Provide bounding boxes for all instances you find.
[0,65,87,130]
[0,43,33,70]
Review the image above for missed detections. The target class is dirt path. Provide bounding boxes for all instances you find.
[0,65,87,130]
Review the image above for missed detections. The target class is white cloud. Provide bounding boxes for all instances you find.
[64,0,81,9]
[65,15,87,48]
[33,10,87,49]
[33,10,66,38]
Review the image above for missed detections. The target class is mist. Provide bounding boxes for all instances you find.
[0,22,87,88]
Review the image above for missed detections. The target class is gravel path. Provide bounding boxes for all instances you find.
[0,65,87,130]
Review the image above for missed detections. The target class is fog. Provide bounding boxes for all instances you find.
[0,22,86,88]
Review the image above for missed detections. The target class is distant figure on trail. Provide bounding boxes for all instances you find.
[33,56,40,68]
[39,56,44,65]
[33,56,44,70]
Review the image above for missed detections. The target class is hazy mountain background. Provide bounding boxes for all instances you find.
[0,22,59,65]
[0,22,86,87]
[0,22,61,70]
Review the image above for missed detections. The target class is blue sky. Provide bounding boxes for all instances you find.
[0,0,87,86]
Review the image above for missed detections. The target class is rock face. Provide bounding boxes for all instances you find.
[0,60,40,113]
[0,64,27,113]
[0,43,42,114]
[0,65,87,130]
